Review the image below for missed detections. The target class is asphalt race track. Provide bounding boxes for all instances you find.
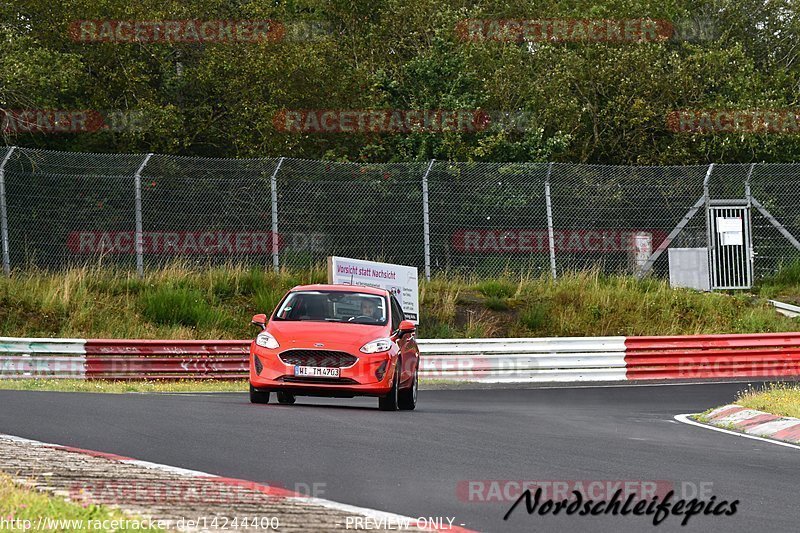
[0,382,796,532]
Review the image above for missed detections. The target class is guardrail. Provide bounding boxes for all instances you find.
[418,337,626,382]
[0,337,248,380]
[85,340,249,379]
[625,332,800,380]
[2,333,799,382]
[0,338,87,379]
[769,299,800,318]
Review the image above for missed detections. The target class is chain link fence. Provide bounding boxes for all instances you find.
[1,146,799,282]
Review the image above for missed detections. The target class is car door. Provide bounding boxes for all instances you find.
[390,295,418,386]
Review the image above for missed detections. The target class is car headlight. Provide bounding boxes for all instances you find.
[255,332,280,349]
[360,338,392,354]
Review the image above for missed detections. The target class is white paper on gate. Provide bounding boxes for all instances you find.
[716,217,743,246]
[717,217,742,233]
[720,231,744,246]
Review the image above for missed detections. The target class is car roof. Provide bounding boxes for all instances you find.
[290,284,389,296]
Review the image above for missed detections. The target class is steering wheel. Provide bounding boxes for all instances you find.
[348,315,377,322]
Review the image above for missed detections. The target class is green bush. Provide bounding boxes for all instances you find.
[519,303,550,331]
[140,287,214,327]
[253,287,285,315]
[484,296,510,311]
[238,268,272,295]
[475,279,516,299]
[418,321,457,339]
[769,260,800,287]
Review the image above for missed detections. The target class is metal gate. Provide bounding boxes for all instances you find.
[706,201,753,289]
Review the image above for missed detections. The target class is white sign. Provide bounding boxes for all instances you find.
[327,256,419,323]
[716,217,742,233]
[716,217,743,246]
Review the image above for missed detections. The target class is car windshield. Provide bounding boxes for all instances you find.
[273,290,388,325]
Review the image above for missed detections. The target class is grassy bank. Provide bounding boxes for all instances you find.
[0,379,247,394]
[0,378,461,393]
[0,263,798,340]
[736,382,800,419]
[0,473,163,531]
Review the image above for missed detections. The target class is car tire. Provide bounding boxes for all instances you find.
[398,365,417,411]
[277,391,296,405]
[378,359,401,411]
[250,384,270,404]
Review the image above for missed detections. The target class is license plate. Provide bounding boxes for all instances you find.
[294,366,341,378]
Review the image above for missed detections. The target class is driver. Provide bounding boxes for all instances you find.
[360,298,381,320]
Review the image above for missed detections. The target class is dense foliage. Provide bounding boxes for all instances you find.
[3,0,799,163]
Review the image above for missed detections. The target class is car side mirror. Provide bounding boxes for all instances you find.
[251,313,267,330]
[398,320,416,336]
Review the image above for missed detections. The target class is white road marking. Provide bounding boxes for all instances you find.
[121,459,217,477]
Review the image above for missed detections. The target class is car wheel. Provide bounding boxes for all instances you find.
[378,359,401,411]
[398,365,417,411]
[250,384,270,404]
[276,391,296,405]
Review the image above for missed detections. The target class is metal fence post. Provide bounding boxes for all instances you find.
[0,147,17,276]
[744,163,756,280]
[134,153,153,277]
[270,157,285,273]
[422,159,434,281]
[544,162,557,279]
[703,163,715,290]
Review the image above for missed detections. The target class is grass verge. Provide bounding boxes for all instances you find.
[735,382,800,419]
[0,379,247,394]
[0,262,798,340]
[0,473,163,531]
[0,378,456,393]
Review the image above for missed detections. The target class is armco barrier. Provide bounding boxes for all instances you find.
[1,333,799,381]
[418,337,627,382]
[0,337,248,380]
[85,340,250,379]
[625,332,800,380]
[0,338,86,378]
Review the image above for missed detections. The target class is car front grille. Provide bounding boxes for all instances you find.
[278,349,358,368]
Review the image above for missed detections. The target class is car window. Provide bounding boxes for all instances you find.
[273,291,388,325]
[390,295,404,331]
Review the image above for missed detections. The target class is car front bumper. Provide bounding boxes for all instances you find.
[249,347,397,397]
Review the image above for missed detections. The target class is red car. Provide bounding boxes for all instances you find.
[249,284,419,410]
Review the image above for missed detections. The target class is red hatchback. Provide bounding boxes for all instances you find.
[249,284,419,410]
